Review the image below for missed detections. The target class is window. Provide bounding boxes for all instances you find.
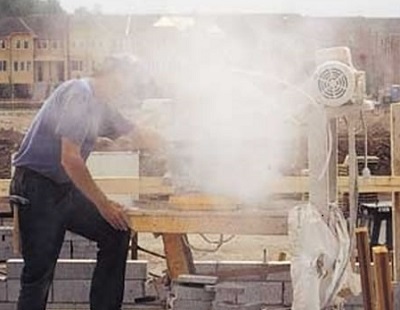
[0,61,7,71]
[20,62,25,71]
[0,40,6,49]
[24,40,29,49]
[14,61,18,72]
[37,40,47,49]
[16,40,21,49]
[52,40,57,49]
[27,61,31,71]
[71,60,83,71]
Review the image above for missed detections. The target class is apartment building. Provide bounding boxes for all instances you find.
[0,17,35,98]
[0,14,135,100]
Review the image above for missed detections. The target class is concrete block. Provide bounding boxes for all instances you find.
[194,261,218,275]
[52,280,90,303]
[123,280,146,303]
[7,279,52,302]
[58,241,72,259]
[283,282,292,306]
[0,228,20,261]
[216,282,282,305]
[0,277,7,302]
[6,259,24,279]
[71,241,97,259]
[125,260,148,280]
[195,261,269,281]
[265,262,291,282]
[213,301,264,310]
[46,304,90,310]
[64,231,88,242]
[171,284,215,301]
[53,259,96,280]
[171,299,212,310]
[0,302,16,310]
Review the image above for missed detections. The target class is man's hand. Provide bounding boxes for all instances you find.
[98,200,130,231]
[120,127,165,151]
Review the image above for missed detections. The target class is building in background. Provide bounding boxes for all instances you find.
[0,13,400,103]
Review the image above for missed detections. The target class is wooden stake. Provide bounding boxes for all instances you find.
[373,246,393,310]
[162,234,195,279]
[355,227,374,310]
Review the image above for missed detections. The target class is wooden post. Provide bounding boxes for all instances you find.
[328,119,338,204]
[162,234,195,280]
[355,227,375,310]
[308,107,330,219]
[373,246,393,310]
[390,103,400,281]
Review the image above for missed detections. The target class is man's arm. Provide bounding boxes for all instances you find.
[61,137,129,231]
[119,126,165,151]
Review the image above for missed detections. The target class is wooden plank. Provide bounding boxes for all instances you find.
[127,209,288,235]
[3,176,400,198]
[391,103,400,282]
[355,227,375,310]
[372,246,393,310]
[162,234,195,279]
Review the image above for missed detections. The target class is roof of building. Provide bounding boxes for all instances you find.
[24,15,68,39]
[0,17,35,38]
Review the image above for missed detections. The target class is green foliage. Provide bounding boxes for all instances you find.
[0,0,64,17]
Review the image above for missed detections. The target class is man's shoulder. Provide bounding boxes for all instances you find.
[61,78,91,95]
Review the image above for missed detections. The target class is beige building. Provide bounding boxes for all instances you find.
[0,17,36,98]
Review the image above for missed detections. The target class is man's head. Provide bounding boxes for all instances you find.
[93,54,149,103]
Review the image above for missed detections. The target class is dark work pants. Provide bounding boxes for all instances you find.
[10,167,131,310]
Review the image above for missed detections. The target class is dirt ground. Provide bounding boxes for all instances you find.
[0,106,392,274]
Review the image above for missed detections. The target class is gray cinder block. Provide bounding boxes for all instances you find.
[53,259,96,280]
[52,280,90,303]
[0,277,7,301]
[213,301,264,310]
[171,284,215,301]
[6,259,24,279]
[283,282,292,306]
[71,241,98,259]
[171,299,212,310]
[125,260,148,280]
[0,302,16,310]
[7,279,52,302]
[123,280,146,303]
[216,282,282,305]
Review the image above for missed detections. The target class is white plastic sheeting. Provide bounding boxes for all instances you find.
[289,204,360,310]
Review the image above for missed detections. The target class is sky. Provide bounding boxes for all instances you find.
[58,0,400,17]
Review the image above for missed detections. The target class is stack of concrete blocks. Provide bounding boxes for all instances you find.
[0,258,147,309]
[168,275,217,310]
[64,231,98,259]
[0,228,98,261]
[194,260,365,309]
[195,261,290,308]
[0,226,19,261]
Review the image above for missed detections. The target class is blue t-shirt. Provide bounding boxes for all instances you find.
[13,79,134,183]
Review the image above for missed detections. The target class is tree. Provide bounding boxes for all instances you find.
[0,0,64,17]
